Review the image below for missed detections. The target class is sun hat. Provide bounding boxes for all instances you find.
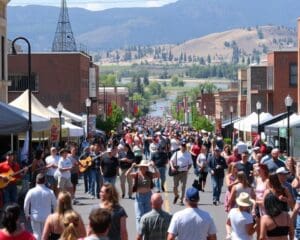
[137,160,150,167]
[236,192,255,207]
[185,187,199,202]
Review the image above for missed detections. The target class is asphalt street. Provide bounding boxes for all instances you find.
[73,169,227,239]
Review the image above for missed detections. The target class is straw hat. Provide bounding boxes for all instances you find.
[236,192,255,207]
[137,160,150,167]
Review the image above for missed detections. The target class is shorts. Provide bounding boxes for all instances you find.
[46,175,57,187]
[71,173,78,185]
[57,177,72,190]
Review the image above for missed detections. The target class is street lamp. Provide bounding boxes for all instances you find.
[85,97,92,139]
[256,101,262,136]
[57,102,63,147]
[230,105,233,148]
[12,37,32,164]
[285,95,293,156]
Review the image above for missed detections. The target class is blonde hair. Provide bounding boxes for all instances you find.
[60,210,79,240]
[57,191,72,218]
[237,171,249,188]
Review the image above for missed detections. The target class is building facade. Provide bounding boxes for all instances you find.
[0,0,9,103]
[8,52,99,115]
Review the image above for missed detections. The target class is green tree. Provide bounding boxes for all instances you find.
[199,82,217,94]
[171,75,179,86]
[100,74,116,86]
[96,103,123,132]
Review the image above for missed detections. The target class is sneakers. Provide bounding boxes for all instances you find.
[173,196,179,204]
[179,200,184,206]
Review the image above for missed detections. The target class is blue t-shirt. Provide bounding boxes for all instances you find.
[264,159,285,173]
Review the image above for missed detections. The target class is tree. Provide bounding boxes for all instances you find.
[207,55,211,64]
[96,103,123,132]
[171,75,179,86]
[101,74,116,86]
[199,82,217,94]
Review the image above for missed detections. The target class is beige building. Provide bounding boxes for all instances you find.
[0,0,9,103]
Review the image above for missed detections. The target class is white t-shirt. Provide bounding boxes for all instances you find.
[45,154,59,176]
[57,157,72,179]
[170,150,193,172]
[228,208,253,240]
[236,141,248,155]
[197,153,208,172]
[170,138,179,151]
[149,142,158,153]
[168,207,217,240]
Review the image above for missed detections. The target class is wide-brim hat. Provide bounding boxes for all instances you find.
[137,160,150,167]
[236,192,255,207]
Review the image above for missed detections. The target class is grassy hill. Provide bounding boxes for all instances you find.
[97,25,297,65]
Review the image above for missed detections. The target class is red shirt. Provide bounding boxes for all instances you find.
[227,154,241,165]
[190,144,201,157]
[0,161,21,183]
[0,230,35,240]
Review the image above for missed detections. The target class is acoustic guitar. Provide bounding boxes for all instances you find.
[0,164,32,189]
[79,156,93,173]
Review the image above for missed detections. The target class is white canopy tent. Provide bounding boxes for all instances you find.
[234,112,273,132]
[48,105,83,123]
[265,113,300,129]
[10,90,58,119]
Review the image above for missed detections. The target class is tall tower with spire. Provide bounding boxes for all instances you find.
[52,0,77,52]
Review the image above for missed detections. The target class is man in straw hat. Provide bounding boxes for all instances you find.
[167,187,217,240]
[226,192,256,240]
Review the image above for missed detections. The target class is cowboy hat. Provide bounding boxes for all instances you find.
[236,192,255,207]
[137,160,150,167]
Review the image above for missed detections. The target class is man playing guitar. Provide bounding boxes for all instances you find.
[0,151,28,206]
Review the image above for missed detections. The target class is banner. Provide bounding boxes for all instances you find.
[50,118,60,143]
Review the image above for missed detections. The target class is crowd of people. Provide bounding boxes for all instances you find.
[0,115,299,239]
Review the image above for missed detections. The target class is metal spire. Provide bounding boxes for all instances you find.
[52,0,77,52]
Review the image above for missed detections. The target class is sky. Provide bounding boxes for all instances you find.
[8,0,178,11]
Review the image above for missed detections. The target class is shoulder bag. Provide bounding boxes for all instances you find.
[168,151,179,176]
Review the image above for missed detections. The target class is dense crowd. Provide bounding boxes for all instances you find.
[0,115,299,240]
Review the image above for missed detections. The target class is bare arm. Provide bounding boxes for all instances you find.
[288,213,294,240]
[167,233,176,240]
[228,186,236,207]
[259,216,267,240]
[120,216,128,240]
[41,215,52,240]
[77,215,87,237]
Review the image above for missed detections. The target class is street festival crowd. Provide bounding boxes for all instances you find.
[1,116,300,239]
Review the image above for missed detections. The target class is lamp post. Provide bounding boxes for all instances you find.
[285,95,293,156]
[256,101,262,136]
[57,102,63,148]
[230,105,233,148]
[85,97,92,139]
[12,37,32,164]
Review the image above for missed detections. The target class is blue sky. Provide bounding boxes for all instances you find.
[9,0,178,11]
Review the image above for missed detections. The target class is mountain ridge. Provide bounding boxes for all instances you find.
[7,1,300,51]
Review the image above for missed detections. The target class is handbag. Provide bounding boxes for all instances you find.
[168,151,179,176]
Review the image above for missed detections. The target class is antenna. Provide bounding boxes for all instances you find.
[52,0,77,52]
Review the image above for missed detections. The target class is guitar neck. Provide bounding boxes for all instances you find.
[11,164,32,177]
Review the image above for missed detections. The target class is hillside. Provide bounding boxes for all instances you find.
[7,0,300,51]
[97,25,297,64]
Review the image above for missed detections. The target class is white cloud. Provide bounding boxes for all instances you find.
[9,0,178,11]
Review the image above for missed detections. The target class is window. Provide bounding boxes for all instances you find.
[8,73,38,91]
[290,63,297,86]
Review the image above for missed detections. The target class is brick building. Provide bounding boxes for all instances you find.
[267,50,298,114]
[8,52,99,115]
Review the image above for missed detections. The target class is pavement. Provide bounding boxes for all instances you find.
[73,169,227,239]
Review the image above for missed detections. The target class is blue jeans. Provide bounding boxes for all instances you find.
[135,191,152,230]
[88,169,102,197]
[155,167,166,191]
[4,184,18,206]
[103,176,116,185]
[211,175,224,202]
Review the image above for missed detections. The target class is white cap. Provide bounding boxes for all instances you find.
[276,167,289,174]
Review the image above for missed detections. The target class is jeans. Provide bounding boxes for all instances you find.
[3,183,17,205]
[135,191,152,230]
[88,169,102,197]
[211,175,224,202]
[155,167,166,191]
[84,169,90,193]
[103,176,116,185]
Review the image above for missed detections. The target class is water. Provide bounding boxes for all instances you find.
[149,93,176,117]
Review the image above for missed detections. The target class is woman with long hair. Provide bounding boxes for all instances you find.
[42,191,86,240]
[0,204,35,240]
[221,144,232,164]
[224,163,238,213]
[260,192,294,239]
[98,183,128,240]
[126,160,160,230]
[31,149,46,187]
[263,173,294,212]
[60,210,80,240]
[285,157,296,183]
[228,171,255,208]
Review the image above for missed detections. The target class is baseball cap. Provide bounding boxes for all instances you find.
[276,167,289,175]
[107,147,113,153]
[186,187,199,202]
